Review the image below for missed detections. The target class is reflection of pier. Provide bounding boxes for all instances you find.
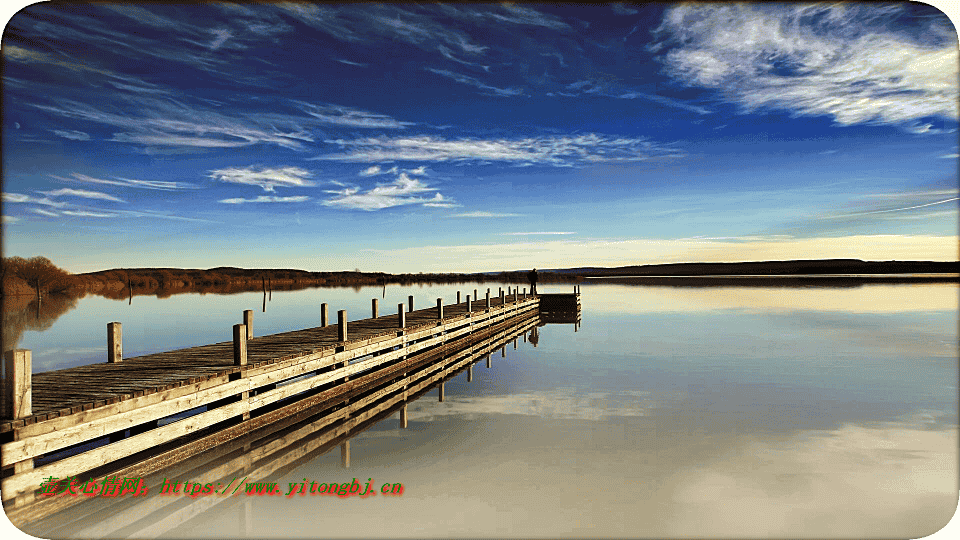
[17,310,542,535]
[2,287,580,526]
[537,291,582,328]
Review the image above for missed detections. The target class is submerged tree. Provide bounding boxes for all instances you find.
[8,256,75,301]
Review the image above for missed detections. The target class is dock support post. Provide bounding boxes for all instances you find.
[438,382,444,402]
[486,290,491,311]
[436,298,443,319]
[474,289,477,299]
[398,304,405,328]
[486,354,491,368]
[233,324,247,366]
[400,404,408,428]
[467,295,471,314]
[523,288,526,299]
[321,303,329,327]
[340,441,350,468]
[243,310,253,339]
[4,349,31,421]
[408,295,414,314]
[501,345,506,358]
[338,310,348,342]
[457,291,461,303]
[107,322,122,363]
[500,289,505,304]
[372,298,379,318]
[467,365,473,382]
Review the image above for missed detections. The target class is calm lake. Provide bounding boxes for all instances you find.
[7,281,958,538]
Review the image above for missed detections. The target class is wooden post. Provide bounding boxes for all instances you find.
[523,288,526,299]
[399,404,408,428]
[436,298,443,319]
[467,365,473,382]
[474,289,477,299]
[486,290,491,311]
[107,322,122,363]
[438,382,444,402]
[467,295,472,313]
[457,291,461,303]
[372,298,379,318]
[338,310,347,342]
[233,324,247,366]
[340,441,350,468]
[243,310,253,339]
[500,289,505,304]
[486,355,491,368]
[501,345,506,357]
[398,303,405,328]
[321,303,329,327]
[4,349,31,419]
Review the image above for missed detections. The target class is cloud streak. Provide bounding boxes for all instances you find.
[220,195,311,204]
[323,173,454,211]
[50,173,196,191]
[318,134,685,165]
[209,166,315,192]
[654,4,959,128]
[40,188,124,202]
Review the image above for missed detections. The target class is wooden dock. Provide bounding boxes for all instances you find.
[1,287,580,509]
[17,310,541,534]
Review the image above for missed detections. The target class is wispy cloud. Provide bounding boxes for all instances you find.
[50,173,196,191]
[616,91,711,115]
[317,134,685,165]
[425,67,523,97]
[209,166,315,192]
[40,188,124,202]
[2,193,68,208]
[61,210,119,218]
[52,129,91,141]
[220,195,311,204]
[611,4,639,16]
[2,216,19,224]
[939,153,959,159]
[501,232,576,235]
[334,58,366,67]
[296,101,413,129]
[323,173,454,211]
[654,4,959,128]
[449,211,521,218]
[30,208,60,217]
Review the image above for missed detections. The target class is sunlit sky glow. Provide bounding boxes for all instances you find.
[2,2,958,273]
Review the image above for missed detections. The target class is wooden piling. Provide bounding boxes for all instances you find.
[233,324,247,366]
[321,303,329,327]
[486,290,491,311]
[486,355,491,368]
[467,295,472,313]
[107,322,122,364]
[340,440,350,468]
[467,365,473,382]
[436,298,443,319]
[408,295,414,314]
[338,310,348,342]
[397,303,405,328]
[3,349,31,420]
[438,382,444,402]
[372,298,379,318]
[243,310,254,339]
[457,291,461,303]
[399,404,408,428]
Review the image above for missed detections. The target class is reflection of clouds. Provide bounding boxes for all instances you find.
[584,283,959,314]
[408,388,687,421]
[668,420,958,538]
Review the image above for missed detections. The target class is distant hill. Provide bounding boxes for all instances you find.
[546,259,959,277]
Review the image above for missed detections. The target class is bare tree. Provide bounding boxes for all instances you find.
[11,256,74,302]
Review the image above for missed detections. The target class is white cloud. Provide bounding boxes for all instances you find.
[40,188,124,202]
[323,173,452,211]
[425,67,523,97]
[317,134,685,165]
[219,195,311,204]
[501,232,576,235]
[61,210,118,218]
[52,129,91,141]
[939,153,959,159]
[30,208,60,217]
[611,3,639,16]
[449,211,521,218]
[51,173,195,191]
[2,193,68,208]
[209,166,315,192]
[296,102,412,129]
[655,4,959,128]
[2,216,19,224]
[358,165,399,177]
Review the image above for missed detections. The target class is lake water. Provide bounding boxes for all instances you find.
[6,281,958,538]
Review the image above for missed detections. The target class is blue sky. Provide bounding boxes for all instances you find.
[2,2,958,273]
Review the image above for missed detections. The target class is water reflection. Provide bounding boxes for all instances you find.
[4,282,957,538]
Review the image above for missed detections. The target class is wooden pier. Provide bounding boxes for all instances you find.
[1,287,580,512]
